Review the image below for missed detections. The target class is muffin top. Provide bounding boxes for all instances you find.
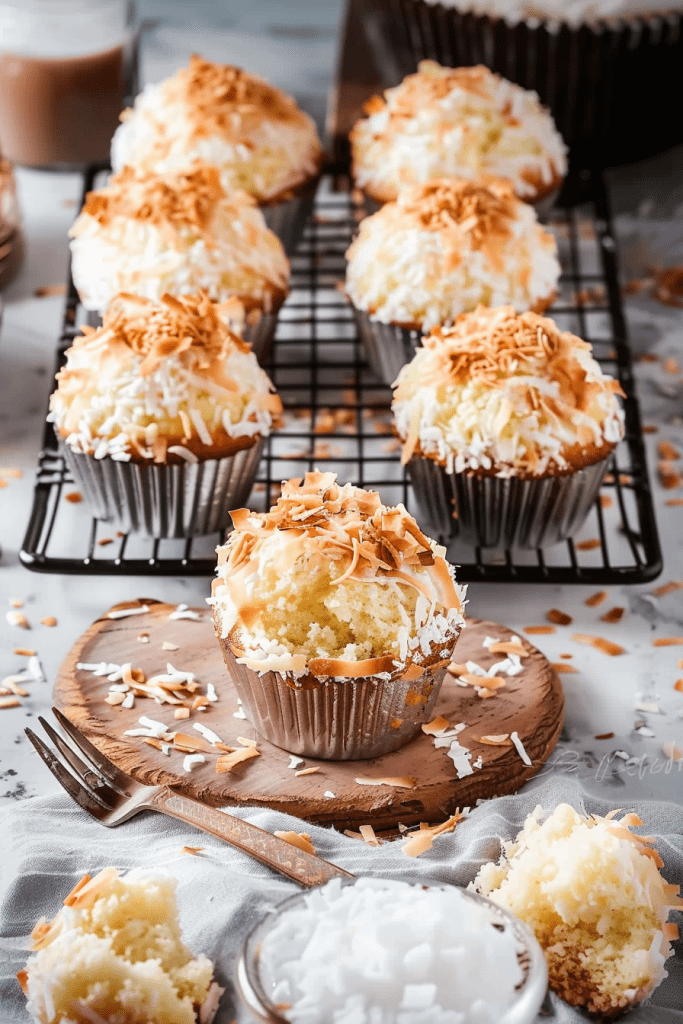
[211,471,466,679]
[345,178,560,331]
[49,291,282,464]
[392,305,624,477]
[473,802,682,1016]
[69,165,290,314]
[19,867,220,1024]
[111,54,324,202]
[425,1,682,28]
[351,61,566,204]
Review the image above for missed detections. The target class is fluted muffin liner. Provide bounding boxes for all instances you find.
[241,312,280,365]
[59,435,265,538]
[407,451,613,549]
[215,626,459,760]
[363,0,683,167]
[261,175,320,259]
[352,307,421,386]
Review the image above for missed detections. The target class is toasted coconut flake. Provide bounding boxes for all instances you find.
[105,692,127,706]
[401,811,463,858]
[65,867,120,910]
[16,969,28,996]
[216,746,260,772]
[551,662,580,674]
[571,633,625,656]
[653,637,683,647]
[477,734,512,745]
[575,538,601,551]
[294,766,320,777]
[6,610,30,629]
[64,490,83,503]
[523,625,555,635]
[421,715,451,736]
[274,831,316,856]
[354,775,416,789]
[181,846,204,855]
[600,606,625,623]
[173,733,214,753]
[13,647,36,657]
[486,641,528,658]
[137,631,150,643]
[0,696,21,708]
[9,598,23,608]
[595,732,615,740]
[674,679,683,693]
[446,662,467,676]
[665,497,683,506]
[547,609,572,626]
[658,441,681,461]
[663,741,683,762]
[359,824,382,847]
[585,590,608,607]
[653,580,683,597]
[174,707,191,720]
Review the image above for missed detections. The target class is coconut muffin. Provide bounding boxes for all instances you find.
[473,802,682,1018]
[345,177,560,384]
[392,305,624,548]
[351,61,567,206]
[49,291,282,536]
[69,164,289,360]
[19,867,222,1024]
[111,55,325,254]
[211,471,466,759]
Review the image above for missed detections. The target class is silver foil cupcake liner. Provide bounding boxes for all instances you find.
[363,0,683,167]
[242,311,279,365]
[352,307,421,386]
[261,175,320,259]
[407,452,613,549]
[216,631,456,760]
[59,435,266,538]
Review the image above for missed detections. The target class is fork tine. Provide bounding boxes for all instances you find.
[37,717,115,811]
[52,707,132,796]
[25,728,108,820]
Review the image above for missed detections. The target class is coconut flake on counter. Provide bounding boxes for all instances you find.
[106,604,151,620]
[169,604,203,621]
[288,755,305,770]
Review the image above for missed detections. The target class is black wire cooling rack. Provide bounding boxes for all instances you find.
[20,167,662,582]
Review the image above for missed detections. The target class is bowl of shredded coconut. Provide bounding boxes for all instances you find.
[235,876,548,1024]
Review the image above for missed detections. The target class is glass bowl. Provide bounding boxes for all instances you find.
[235,877,548,1024]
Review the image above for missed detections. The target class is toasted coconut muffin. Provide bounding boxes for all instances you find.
[49,291,281,536]
[351,61,567,206]
[345,177,560,384]
[19,867,222,1024]
[473,803,683,1018]
[211,471,466,759]
[112,55,324,203]
[392,305,625,547]
[111,55,324,254]
[69,164,289,358]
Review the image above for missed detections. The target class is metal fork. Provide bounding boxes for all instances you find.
[26,708,353,888]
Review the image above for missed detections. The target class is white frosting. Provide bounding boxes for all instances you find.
[50,314,278,461]
[421,0,683,28]
[69,188,289,315]
[111,76,322,202]
[345,187,560,331]
[352,62,567,202]
[392,308,624,477]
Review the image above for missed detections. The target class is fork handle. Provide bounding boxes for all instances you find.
[151,788,353,888]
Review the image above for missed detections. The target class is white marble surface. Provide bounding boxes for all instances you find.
[1,3,682,819]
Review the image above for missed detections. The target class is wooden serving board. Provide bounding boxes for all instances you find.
[54,600,564,832]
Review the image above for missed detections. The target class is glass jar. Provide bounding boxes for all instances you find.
[0,155,22,287]
[0,0,137,169]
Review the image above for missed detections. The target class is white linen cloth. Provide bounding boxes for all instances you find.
[1,776,681,1024]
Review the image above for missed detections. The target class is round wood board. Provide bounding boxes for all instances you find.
[54,600,564,832]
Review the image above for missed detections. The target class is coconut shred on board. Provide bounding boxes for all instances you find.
[256,877,524,1024]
